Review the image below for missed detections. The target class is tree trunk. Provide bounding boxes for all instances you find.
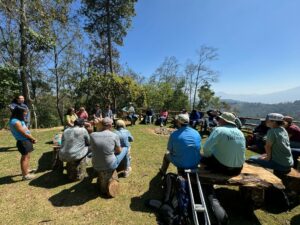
[19,0,31,106]
[54,46,64,125]
[193,66,201,109]
[106,0,113,74]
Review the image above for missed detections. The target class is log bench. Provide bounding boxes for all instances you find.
[52,145,63,170]
[197,163,285,207]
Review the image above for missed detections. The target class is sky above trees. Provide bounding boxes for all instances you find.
[117,0,300,95]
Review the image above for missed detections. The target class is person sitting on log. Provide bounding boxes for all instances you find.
[157,109,168,127]
[65,107,78,128]
[59,118,90,180]
[90,117,129,196]
[247,113,294,174]
[114,119,134,177]
[189,109,203,129]
[247,119,270,153]
[159,114,201,175]
[283,116,300,148]
[202,112,246,176]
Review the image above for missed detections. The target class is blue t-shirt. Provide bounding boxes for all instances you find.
[203,125,246,168]
[167,126,201,169]
[114,128,134,147]
[9,118,30,141]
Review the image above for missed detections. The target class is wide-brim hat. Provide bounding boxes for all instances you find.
[217,112,236,126]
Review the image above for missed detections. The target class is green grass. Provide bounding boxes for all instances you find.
[0,125,299,225]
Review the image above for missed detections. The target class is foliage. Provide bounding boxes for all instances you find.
[0,66,20,110]
[76,72,145,112]
[81,0,137,73]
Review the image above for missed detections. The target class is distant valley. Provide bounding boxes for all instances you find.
[217,86,300,104]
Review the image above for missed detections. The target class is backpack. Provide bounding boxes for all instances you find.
[147,173,193,225]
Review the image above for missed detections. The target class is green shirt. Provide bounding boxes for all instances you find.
[267,127,294,167]
[203,125,246,168]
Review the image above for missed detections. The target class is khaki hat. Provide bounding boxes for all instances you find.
[102,117,113,126]
[176,113,189,124]
[266,113,284,122]
[217,112,236,126]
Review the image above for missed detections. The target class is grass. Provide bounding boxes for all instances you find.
[0,124,299,225]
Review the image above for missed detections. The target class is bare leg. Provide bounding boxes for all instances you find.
[20,153,30,176]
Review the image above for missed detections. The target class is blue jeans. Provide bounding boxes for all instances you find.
[248,154,291,172]
[112,147,129,169]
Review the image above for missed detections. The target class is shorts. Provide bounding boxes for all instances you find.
[17,140,34,155]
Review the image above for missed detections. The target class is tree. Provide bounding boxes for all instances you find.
[184,45,218,109]
[82,0,137,74]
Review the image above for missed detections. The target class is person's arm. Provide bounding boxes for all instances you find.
[262,141,272,160]
[114,136,122,154]
[14,121,36,143]
[128,131,134,142]
[202,129,219,157]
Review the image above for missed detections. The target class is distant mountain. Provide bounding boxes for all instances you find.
[216,86,300,104]
[223,100,300,121]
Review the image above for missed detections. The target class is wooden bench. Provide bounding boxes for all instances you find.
[197,163,285,207]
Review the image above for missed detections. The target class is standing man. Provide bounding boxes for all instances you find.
[202,112,246,175]
[9,95,30,128]
[159,114,201,175]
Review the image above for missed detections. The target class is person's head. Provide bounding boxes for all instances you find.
[283,116,293,127]
[10,106,27,121]
[181,108,187,114]
[265,113,284,128]
[216,112,236,126]
[115,119,126,129]
[102,117,113,129]
[79,107,85,112]
[95,104,100,108]
[74,118,85,127]
[66,107,75,115]
[17,95,25,104]
[175,113,189,127]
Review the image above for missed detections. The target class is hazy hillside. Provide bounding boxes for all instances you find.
[217,86,300,104]
[226,100,300,121]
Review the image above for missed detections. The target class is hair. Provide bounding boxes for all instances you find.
[10,106,27,121]
[66,107,74,115]
[115,119,126,129]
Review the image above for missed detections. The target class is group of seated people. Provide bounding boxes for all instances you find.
[160,111,296,178]
[58,112,134,196]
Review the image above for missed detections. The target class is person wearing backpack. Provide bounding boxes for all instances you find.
[159,113,201,175]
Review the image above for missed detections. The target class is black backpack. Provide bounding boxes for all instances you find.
[147,173,193,225]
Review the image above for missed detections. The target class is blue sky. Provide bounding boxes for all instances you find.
[118,0,300,94]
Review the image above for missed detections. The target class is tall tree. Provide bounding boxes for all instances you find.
[184,45,219,109]
[82,0,137,74]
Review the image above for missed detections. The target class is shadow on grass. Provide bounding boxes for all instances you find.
[130,173,163,213]
[45,141,53,145]
[29,170,70,189]
[0,174,21,185]
[48,176,99,207]
[36,151,53,173]
[0,146,17,152]
[291,214,300,225]
[215,187,262,225]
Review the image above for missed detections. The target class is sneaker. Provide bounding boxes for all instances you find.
[22,174,35,181]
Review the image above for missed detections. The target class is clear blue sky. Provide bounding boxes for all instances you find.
[118,0,300,94]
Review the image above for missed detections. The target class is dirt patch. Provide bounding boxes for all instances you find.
[153,127,175,136]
